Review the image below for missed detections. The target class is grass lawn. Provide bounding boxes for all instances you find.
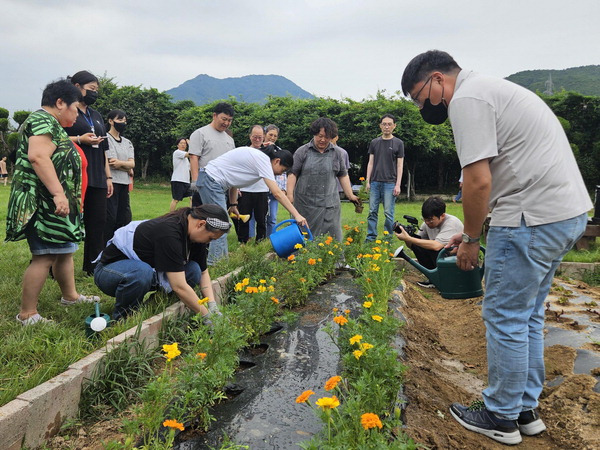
[0,182,595,407]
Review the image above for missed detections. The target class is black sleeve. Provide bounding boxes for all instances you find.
[189,243,208,272]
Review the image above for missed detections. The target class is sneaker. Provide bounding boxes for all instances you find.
[518,409,546,436]
[449,401,522,445]
[61,294,100,305]
[16,313,53,326]
[416,280,435,288]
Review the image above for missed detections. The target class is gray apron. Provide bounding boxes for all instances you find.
[295,148,342,241]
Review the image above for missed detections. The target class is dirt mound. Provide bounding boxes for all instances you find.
[400,271,600,450]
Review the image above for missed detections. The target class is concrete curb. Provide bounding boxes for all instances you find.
[0,271,237,449]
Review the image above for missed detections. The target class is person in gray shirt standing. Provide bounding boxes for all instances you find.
[402,49,591,446]
[188,102,235,208]
[365,114,404,241]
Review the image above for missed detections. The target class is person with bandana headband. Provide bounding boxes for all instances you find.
[64,70,113,275]
[402,50,592,445]
[104,109,134,241]
[93,205,230,322]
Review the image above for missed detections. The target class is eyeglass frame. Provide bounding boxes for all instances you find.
[409,75,433,108]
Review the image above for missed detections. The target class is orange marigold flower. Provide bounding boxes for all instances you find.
[245,286,258,293]
[333,315,348,326]
[163,419,185,431]
[366,293,374,298]
[332,307,339,312]
[346,237,353,243]
[344,309,350,315]
[299,277,306,282]
[296,390,315,403]
[315,395,340,410]
[196,352,207,360]
[361,412,383,430]
[288,254,295,261]
[271,296,280,304]
[359,177,365,181]
[324,375,342,391]
[372,315,383,322]
[308,258,316,265]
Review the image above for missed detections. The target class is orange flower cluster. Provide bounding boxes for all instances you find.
[333,315,348,326]
[288,254,295,261]
[196,352,207,360]
[308,258,316,265]
[361,412,383,430]
[296,390,315,403]
[324,375,342,391]
[163,419,185,431]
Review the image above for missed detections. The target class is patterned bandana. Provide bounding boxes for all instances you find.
[206,217,231,231]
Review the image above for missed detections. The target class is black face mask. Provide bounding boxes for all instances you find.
[83,90,98,106]
[113,122,127,134]
[420,83,448,125]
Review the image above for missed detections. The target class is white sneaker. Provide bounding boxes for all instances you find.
[16,313,53,326]
[61,294,100,305]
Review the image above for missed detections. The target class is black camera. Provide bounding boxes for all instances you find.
[393,215,419,236]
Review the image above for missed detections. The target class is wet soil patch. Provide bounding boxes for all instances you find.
[399,270,600,449]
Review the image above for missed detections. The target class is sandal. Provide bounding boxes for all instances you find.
[61,294,100,305]
[16,313,53,326]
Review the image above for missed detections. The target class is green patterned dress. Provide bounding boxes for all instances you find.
[5,109,84,244]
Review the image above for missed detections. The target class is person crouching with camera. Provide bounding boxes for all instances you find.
[395,196,463,288]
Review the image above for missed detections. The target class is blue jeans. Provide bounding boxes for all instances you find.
[266,193,279,237]
[482,213,587,419]
[197,170,229,265]
[94,259,201,320]
[366,181,395,241]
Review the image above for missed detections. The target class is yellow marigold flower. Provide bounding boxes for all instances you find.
[258,285,267,293]
[259,279,267,284]
[235,282,243,292]
[361,413,383,430]
[371,264,380,272]
[375,239,381,244]
[373,254,381,260]
[198,297,209,305]
[315,395,340,410]
[333,315,348,326]
[288,254,295,261]
[163,419,185,431]
[294,243,303,249]
[372,247,381,252]
[328,251,334,255]
[271,296,279,304]
[318,258,322,262]
[296,390,315,403]
[363,254,372,258]
[359,177,365,181]
[353,350,363,360]
[346,237,353,243]
[242,278,250,286]
[372,315,383,322]
[383,230,389,235]
[196,352,207,360]
[268,285,275,292]
[360,342,374,351]
[299,277,306,283]
[354,227,360,232]
[308,258,316,265]
[162,343,181,361]
[318,242,324,247]
[366,293,374,298]
[363,301,373,308]
[270,277,277,282]
[324,375,342,391]
[360,221,365,224]
[349,334,363,345]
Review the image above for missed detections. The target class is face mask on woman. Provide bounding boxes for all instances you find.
[113,122,127,133]
[83,90,98,106]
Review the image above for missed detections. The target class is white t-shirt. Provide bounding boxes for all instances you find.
[417,214,463,245]
[105,135,134,185]
[188,124,235,168]
[449,70,592,227]
[171,150,190,183]
[205,146,276,190]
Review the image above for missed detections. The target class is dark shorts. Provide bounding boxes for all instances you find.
[0,174,7,178]
[171,181,191,201]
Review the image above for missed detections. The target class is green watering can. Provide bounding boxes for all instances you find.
[395,246,485,299]
[85,302,110,337]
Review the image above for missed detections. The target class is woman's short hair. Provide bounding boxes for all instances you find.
[309,117,338,139]
[175,137,188,147]
[68,70,99,86]
[107,109,127,121]
[41,79,83,107]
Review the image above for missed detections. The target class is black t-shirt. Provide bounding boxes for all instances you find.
[63,107,108,188]
[99,215,208,273]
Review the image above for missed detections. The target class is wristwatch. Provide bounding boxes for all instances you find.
[462,232,480,244]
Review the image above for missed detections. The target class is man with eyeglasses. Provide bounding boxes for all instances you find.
[365,114,404,241]
[394,196,463,288]
[401,50,591,445]
[189,102,235,209]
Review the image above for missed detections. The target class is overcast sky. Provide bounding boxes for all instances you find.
[1,0,597,116]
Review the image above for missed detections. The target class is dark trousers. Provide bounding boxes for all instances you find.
[237,191,268,243]
[105,184,132,242]
[83,186,107,275]
[191,190,203,207]
[411,245,441,271]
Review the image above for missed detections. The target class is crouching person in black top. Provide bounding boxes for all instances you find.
[94,204,230,321]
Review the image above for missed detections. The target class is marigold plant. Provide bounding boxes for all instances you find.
[360,412,383,430]
[324,375,342,391]
[315,395,340,410]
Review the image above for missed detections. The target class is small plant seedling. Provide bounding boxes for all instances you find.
[557,296,571,306]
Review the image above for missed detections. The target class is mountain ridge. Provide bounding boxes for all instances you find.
[506,65,600,96]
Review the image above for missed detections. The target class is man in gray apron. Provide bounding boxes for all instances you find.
[287,118,359,241]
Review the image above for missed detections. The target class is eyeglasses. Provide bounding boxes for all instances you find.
[380,122,394,128]
[410,76,432,108]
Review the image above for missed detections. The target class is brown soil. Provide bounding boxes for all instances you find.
[400,270,600,450]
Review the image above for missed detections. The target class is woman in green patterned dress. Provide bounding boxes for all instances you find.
[6,79,100,325]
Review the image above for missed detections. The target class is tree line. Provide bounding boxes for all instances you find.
[1,78,598,192]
